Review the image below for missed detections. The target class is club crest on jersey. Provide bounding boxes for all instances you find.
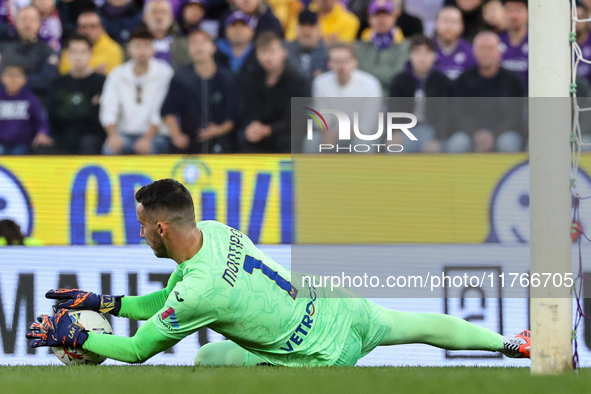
[280,288,317,352]
[161,307,179,329]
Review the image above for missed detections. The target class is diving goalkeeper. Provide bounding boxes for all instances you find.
[27,179,531,366]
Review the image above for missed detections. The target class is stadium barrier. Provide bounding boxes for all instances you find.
[0,155,291,245]
[3,154,591,246]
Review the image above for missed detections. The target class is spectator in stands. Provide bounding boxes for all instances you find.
[434,6,476,81]
[57,0,99,39]
[161,29,238,154]
[349,0,422,41]
[0,219,44,246]
[33,0,62,52]
[100,28,173,155]
[358,0,404,42]
[267,0,302,35]
[0,63,53,155]
[577,4,591,83]
[166,0,190,21]
[215,11,258,78]
[451,31,525,153]
[582,0,591,25]
[0,219,25,245]
[285,0,359,43]
[214,11,257,139]
[99,0,143,45]
[576,75,591,152]
[574,4,591,148]
[314,42,381,100]
[393,0,424,38]
[59,11,124,75]
[498,0,528,90]
[0,0,13,39]
[356,0,409,92]
[310,42,381,152]
[347,0,373,40]
[241,31,310,153]
[219,0,284,40]
[286,9,328,80]
[143,0,190,68]
[206,0,231,20]
[482,0,506,34]
[47,35,106,155]
[389,35,453,153]
[180,0,207,35]
[0,7,59,99]
[455,0,487,42]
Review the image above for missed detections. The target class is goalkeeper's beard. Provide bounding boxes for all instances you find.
[147,236,168,258]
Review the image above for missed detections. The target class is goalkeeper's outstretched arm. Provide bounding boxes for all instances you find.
[46,270,183,321]
[34,281,217,363]
[82,318,181,363]
[84,279,215,363]
[118,270,183,320]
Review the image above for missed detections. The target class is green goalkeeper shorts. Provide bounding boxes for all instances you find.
[239,297,390,367]
[333,298,390,366]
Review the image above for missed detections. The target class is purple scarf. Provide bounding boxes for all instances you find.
[371,29,395,51]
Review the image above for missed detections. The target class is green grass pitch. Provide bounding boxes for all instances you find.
[1,366,591,394]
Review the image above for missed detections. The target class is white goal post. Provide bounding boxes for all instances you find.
[529,0,573,374]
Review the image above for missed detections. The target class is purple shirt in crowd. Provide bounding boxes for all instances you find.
[578,34,591,83]
[39,12,62,52]
[170,0,186,20]
[0,0,10,24]
[499,31,528,89]
[434,39,476,81]
[153,36,174,65]
[0,84,50,147]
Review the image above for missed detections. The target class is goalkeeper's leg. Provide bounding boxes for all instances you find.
[374,306,530,358]
[194,340,268,366]
[379,309,503,350]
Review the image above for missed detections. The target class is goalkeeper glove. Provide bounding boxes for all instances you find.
[45,289,122,315]
[26,309,88,348]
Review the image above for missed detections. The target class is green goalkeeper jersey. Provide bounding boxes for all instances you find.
[84,220,357,366]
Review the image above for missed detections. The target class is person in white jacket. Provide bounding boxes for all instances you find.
[100,27,174,155]
[307,42,383,153]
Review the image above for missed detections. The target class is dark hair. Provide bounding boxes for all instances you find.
[409,34,435,52]
[1,61,26,74]
[78,10,102,24]
[328,42,357,59]
[255,31,283,49]
[187,27,214,42]
[437,5,461,17]
[298,9,318,25]
[129,26,155,41]
[579,2,589,13]
[135,179,195,224]
[0,219,25,246]
[67,33,93,49]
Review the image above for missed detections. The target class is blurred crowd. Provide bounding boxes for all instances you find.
[0,0,582,154]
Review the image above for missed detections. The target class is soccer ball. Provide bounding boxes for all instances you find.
[51,310,113,365]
